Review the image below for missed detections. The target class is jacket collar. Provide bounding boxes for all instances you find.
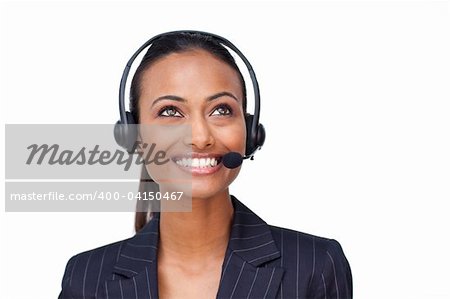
[103,196,284,299]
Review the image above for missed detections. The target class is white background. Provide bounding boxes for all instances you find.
[1,1,449,298]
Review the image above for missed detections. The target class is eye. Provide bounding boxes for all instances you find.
[210,104,232,116]
[158,106,183,118]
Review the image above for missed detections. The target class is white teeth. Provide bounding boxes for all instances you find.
[199,159,206,167]
[192,158,199,167]
[175,157,219,168]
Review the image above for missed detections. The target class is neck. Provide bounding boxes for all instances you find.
[158,190,234,262]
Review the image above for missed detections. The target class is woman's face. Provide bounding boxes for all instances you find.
[138,49,246,199]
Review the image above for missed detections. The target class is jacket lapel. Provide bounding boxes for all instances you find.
[216,197,284,298]
[99,196,284,299]
[100,213,160,299]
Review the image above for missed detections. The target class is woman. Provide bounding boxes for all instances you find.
[58,31,352,299]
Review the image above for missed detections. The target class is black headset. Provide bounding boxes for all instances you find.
[114,30,265,159]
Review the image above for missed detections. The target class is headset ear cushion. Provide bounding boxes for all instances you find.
[245,114,254,156]
[114,111,137,154]
[245,113,266,156]
[256,123,266,149]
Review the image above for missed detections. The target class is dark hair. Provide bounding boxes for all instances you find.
[130,32,247,232]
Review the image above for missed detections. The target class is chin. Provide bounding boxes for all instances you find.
[187,180,224,200]
[190,172,240,199]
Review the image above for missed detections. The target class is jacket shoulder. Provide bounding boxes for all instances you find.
[267,225,353,298]
[268,225,347,268]
[269,225,339,251]
[58,238,131,299]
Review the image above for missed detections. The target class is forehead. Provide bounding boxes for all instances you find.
[140,49,243,97]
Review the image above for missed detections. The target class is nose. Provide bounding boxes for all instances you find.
[183,115,215,150]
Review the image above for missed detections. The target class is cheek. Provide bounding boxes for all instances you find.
[214,121,247,153]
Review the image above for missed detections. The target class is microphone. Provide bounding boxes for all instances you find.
[222,152,250,169]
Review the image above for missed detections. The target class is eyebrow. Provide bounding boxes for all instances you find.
[151,91,239,107]
[207,91,239,102]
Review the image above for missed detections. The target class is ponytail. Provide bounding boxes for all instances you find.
[134,165,159,232]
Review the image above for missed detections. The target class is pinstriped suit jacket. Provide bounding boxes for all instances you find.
[58,196,352,299]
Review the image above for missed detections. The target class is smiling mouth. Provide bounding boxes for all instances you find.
[171,156,222,168]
